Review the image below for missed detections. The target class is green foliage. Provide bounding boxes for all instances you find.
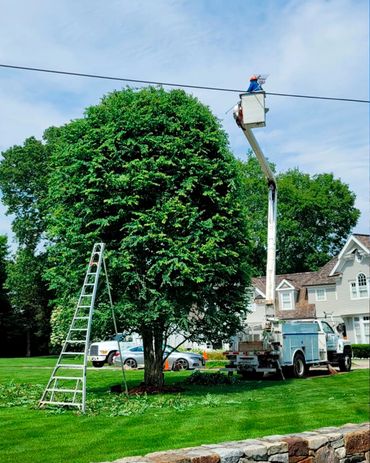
[185,370,235,385]
[352,344,370,359]
[43,87,252,380]
[277,169,360,273]
[238,154,360,274]
[5,248,51,356]
[205,360,228,368]
[204,350,227,360]
[0,137,48,248]
[0,381,44,408]
[0,235,14,356]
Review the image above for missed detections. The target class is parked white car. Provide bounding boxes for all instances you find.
[113,345,206,370]
[88,333,141,368]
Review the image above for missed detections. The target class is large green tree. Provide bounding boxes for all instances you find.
[0,235,14,356]
[45,87,252,387]
[0,137,48,249]
[238,154,360,274]
[5,249,51,356]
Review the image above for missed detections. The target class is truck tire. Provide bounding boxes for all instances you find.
[338,349,352,372]
[292,353,306,378]
[107,351,117,365]
[92,361,105,368]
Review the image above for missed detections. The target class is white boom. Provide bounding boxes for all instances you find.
[233,92,277,318]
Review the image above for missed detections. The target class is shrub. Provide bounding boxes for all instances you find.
[176,348,227,360]
[205,360,228,369]
[352,344,370,359]
[185,370,235,385]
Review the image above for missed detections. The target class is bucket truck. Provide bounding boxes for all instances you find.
[224,92,352,379]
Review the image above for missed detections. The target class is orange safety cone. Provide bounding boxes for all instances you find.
[202,351,208,361]
[164,359,170,371]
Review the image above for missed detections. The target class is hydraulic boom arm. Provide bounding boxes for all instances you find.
[234,96,277,317]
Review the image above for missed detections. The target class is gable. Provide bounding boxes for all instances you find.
[331,235,370,276]
[276,279,295,291]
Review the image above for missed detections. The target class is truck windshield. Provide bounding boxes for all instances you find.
[321,322,334,334]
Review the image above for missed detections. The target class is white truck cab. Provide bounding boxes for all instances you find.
[88,333,141,368]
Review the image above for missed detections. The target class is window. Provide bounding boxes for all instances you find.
[316,288,327,301]
[280,291,293,310]
[349,273,369,299]
[321,321,334,334]
[353,316,370,343]
[364,316,370,344]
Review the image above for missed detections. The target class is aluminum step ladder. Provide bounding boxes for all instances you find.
[39,243,105,413]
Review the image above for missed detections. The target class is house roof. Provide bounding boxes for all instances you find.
[252,271,317,296]
[330,233,370,275]
[304,256,338,286]
[353,234,370,251]
[252,234,369,294]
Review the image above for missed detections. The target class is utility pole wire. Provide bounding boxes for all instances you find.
[0,63,369,104]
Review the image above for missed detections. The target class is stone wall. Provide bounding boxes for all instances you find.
[101,422,369,463]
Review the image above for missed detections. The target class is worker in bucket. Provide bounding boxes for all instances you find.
[247,75,263,93]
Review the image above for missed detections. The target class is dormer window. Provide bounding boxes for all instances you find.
[281,291,293,309]
[276,279,296,310]
[350,273,369,299]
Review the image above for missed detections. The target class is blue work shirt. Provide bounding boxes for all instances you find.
[247,80,263,92]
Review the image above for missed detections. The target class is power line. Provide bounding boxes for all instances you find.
[0,63,369,104]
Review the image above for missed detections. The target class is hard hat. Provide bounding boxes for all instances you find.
[250,75,258,81]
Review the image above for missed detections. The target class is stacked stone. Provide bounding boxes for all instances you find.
[99,422,369,463]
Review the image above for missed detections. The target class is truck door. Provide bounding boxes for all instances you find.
[321,321,338,352]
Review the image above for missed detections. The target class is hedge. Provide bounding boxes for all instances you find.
[352,344,370,359]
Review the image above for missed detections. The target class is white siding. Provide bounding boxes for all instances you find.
[335,256,369,316]
[308,285,337,318]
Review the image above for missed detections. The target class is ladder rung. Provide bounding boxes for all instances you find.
[74,317,89,320]
[70,328,87,331]
[63,352,85,355]
[77,305,91,308]
[87,272,97,276]
[81,294,93,296]
[56,364,84,369]
[39,400,81,407]
[84,283,95,286]
[51,376,83,380]
[46,388,83,393]
[66,340,85,344]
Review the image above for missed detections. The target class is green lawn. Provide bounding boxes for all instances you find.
[0,357,368,463]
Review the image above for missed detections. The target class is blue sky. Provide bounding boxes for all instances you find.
[0,0,369,248]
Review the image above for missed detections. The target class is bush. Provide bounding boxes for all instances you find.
[176,348,227,360]
[352,344,370,359]
[205,360,228,369]
[205,350,228,360]
[185,370,235,385]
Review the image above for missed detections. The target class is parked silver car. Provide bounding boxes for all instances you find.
[112,346,205,370]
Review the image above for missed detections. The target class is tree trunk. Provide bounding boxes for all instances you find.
[26,327,31,357]
[142,326,164,388]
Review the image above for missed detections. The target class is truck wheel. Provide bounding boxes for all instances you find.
[92,361,105,368]
[292,353,306,378]
[241,371,264,380]
[107,351,117,365]
[338,350,352,372]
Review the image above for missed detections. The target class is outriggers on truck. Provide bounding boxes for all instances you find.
[227,86,352,379]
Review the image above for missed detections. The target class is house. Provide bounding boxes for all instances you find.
[249,234,370,344]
